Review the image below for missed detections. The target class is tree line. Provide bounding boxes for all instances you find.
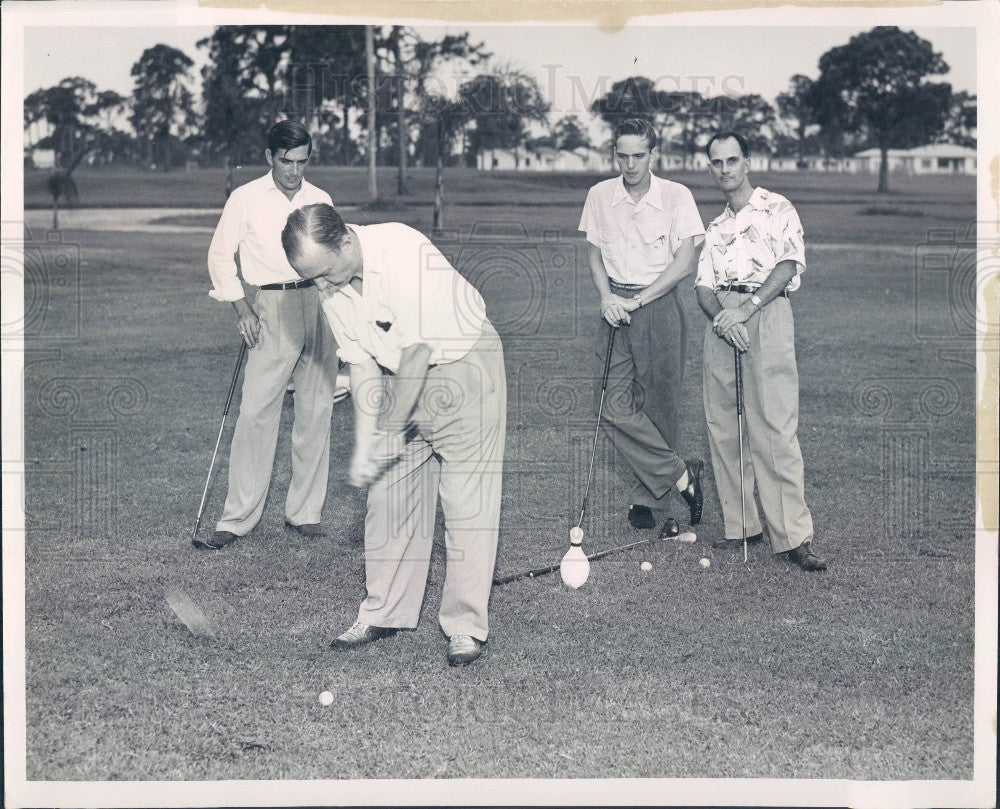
[25,25,977,197]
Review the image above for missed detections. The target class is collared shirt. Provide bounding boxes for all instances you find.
[207,172,333,301]
[696,186,807,292]
[320,224,487,372]
[578,172,705,286]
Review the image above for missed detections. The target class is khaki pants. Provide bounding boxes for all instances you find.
[357,322,506,642]
[216,287,340,536]
[596,288,688,506]
[702,291,813,553]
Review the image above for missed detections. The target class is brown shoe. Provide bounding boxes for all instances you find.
[787,542,827,571]
[330,621,398,650]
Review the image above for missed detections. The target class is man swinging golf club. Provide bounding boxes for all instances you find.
[696,131,827,571]
[578,117,706,536]
[281,204,506,667]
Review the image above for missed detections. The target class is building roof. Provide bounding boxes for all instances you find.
[853,143,976,159]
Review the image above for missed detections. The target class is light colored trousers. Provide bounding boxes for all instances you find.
[597,287,688,507]
[357,322,506,642]
[216,286,340,536]
[702,291,814,553]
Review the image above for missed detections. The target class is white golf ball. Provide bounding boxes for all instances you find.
[318,690,334,706]
[699,558,711,569]
[569,526,584,543]
[640,561,652,572]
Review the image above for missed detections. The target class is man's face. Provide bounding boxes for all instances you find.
[266,144,310,194]
[615,134,655,188]
[707,137,750,194]
[288,234,362,296]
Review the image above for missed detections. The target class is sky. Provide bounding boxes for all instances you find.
[23,23,978,125]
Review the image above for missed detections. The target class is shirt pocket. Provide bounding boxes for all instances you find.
[633,211,670,266]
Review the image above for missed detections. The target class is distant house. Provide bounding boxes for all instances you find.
[853,144,976,175]
[476,146,612,172]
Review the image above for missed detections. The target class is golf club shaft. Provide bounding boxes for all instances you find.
[493,533,660,586]
[578,327,616,528]
[734,347,747,563]
[191,342,247,541]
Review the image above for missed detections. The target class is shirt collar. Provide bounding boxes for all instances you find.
[264,171,308,201]
[611,173,663,210]
[724,186,767,217]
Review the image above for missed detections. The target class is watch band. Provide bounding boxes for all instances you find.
[750,294,762,308]
[632,293,644,308]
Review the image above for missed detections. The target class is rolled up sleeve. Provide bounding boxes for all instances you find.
[670,186,706,244]
[206,192,248,302]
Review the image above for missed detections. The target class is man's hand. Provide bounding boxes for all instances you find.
[720,323,750,353]
[712,304,751,334]
[348,429,407,488]
[232,298,261,348]
[601,293,632,326]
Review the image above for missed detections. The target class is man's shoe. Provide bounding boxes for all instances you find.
[330,621,398,650]
[628,505,656,529]
[679,459,704,525]
[447,635,485,667]
[285,521,326,538]
[712,532,765,550]
[787,542,827,572]
[192,530,239,550]
[658,517,680,539]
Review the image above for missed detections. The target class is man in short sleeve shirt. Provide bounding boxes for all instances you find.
[196,121,341,550]
[695,131,826,571]
[578,118,706,535]
[281,204,506,667]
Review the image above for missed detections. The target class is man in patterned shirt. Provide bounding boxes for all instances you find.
[695,131,826,571]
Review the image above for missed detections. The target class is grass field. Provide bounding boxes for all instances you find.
[19,168,978,782]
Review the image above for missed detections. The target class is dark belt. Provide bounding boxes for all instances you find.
[258,279,315,291]
[609,281,649,293]
[717,283,789,298]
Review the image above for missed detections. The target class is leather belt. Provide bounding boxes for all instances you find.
[717,283,789,298]
[259,279,315,291]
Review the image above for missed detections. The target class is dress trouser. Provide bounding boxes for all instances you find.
[596,286,688,506]
[216,286,340,536]
[702,291,813,553]
[357,321,506,642]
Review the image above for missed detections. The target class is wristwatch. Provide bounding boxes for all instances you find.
[632,293,644,308]
[750,294,762,308]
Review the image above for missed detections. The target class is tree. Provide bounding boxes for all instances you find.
[591,76,672,163]
[552,115,591,152]
[776,75,817,165]
[722,94,778,163]
[365,25,380,204]
[808,26,952,192]
[130,44,198,169]
[660,92,723,168]
[457,66,550,168]
[938,90,976,148]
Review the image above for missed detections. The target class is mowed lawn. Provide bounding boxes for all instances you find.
[20,169,977,781]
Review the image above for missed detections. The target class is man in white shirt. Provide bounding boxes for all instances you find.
[280,203,506,667]
[195,121,340,550]
[578,117,706,536]
[696,130,826,571]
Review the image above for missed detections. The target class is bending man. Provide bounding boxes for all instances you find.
[281,204,507,667]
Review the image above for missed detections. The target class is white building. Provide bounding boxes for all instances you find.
[853,143,976,175]
[476,146,612,172]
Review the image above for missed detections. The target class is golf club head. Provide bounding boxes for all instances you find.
[165,587,217,639]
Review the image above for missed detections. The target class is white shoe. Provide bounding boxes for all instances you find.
[330,621,397,650]
[333,372,351,404]
[447,634,485,666]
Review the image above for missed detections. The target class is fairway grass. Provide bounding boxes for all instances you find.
[19,177,977,781]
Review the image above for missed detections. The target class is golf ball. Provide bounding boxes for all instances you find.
[318,690,334,706]
[699,558,711,569]
[640,561,652,572]
[569,526,584,543]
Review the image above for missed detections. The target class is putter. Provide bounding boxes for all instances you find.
[191,342,247,546]
[734,346,748,564]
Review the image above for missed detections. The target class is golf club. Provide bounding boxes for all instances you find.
[493,522,681,586]
[576,326,617,533]
[734,346,748,564]
[191,342,247,546]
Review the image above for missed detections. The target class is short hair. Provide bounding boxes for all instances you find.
[282,203,347,267]
[705,131,749,159]
[612,118,658,150]
[267,120,312,156]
